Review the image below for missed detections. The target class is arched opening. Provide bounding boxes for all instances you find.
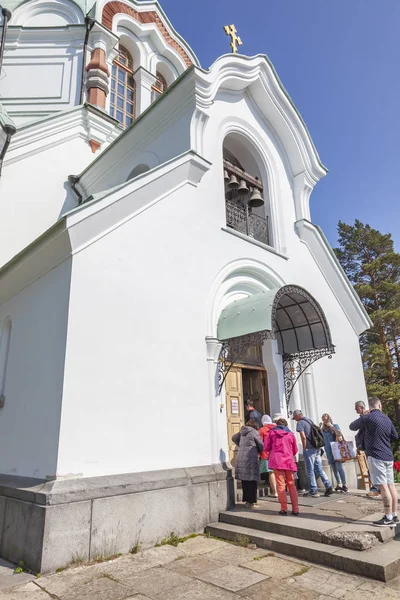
[110,44,136,128]
[223,133,271,247]
[151,71,168,102]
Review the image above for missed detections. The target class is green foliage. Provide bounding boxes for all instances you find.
[130,542,141,554]
[158,532,199,547]
[335,220,400,434]
[234,534,250,547]
[293,566,310,577]
[13,560,38,577]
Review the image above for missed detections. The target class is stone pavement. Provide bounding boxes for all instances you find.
[2,533,400,599]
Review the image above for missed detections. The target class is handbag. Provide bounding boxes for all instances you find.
[330,437,356,462]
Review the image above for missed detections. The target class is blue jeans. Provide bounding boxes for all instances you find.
[304,448,332,493]
[330,461,346,486]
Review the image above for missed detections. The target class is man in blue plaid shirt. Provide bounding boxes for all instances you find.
[350,397,398,527]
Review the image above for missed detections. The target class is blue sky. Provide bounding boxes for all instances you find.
[161,0,400,249]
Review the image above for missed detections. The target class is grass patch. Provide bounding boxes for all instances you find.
[101,572,119,582]
[205,533,257,549]
[234,534,251,548]
[293,566,310,577]
[253,554,272,561]
[13,561,40,578]
[90,553,122,564]
[156,532,199,548]
[130,542,142,555]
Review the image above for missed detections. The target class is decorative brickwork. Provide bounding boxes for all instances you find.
[87,87,107,108]
[89,139,101,153]
[86,48,110,77]
[102,2,192,67]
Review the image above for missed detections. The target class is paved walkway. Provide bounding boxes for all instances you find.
[2,532,400,599]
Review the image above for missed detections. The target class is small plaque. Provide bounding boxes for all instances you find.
[231,399,239,415]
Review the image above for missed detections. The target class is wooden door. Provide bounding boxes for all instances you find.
[225,367,244,463]
[242,369,269,417]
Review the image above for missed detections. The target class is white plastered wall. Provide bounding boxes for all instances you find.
[53,91,367,477]
[0,136,96,267]
[0,260,71,479]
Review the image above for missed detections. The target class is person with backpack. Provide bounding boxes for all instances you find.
[293,409,333,498]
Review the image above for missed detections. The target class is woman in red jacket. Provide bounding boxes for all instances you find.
[259,415,278,497]
[264,418,299,516]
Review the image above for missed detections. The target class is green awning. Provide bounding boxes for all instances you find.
[217,289,278,341]
[217,285,334,356]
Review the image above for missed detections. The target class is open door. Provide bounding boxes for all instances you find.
[225,367,244,463]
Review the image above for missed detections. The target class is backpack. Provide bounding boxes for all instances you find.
[304,418,325,449]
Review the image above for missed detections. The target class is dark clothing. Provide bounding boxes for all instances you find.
[355,428,365,451]
[350,410,398,462]
[232,426,264,482]
[242,480,258,504]
[247,407,262,428]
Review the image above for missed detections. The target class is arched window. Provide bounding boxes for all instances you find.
[151,71,167,102]
[223,134,270,247]
[0,318,12,401]
[110,45,135,128]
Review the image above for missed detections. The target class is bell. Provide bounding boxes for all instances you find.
[228,174,239,189]
[237,179,249,196]
[224,170,230,182]
[248,187,264,208]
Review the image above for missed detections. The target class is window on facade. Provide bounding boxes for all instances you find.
[110,45,135,128]
[223,145,270,247]
[151,71,167,102]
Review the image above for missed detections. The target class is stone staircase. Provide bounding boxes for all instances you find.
[205,503,400,582]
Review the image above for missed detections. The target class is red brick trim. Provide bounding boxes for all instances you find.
[87,88,107,109]
[89,139,102,153]
[102,1,192,68]
[86,48,110,77]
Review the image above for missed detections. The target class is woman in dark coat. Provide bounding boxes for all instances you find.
[232,420,264,508]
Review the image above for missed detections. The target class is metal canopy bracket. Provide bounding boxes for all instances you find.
[283,346,335,412]
[217,330,274,395]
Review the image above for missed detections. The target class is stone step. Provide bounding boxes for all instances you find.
[219,509,395,550]
[205,521,400,581]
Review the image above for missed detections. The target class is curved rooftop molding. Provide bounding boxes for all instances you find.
[7,0,91,23]
[10,0,85,25]
[194,54,327,184]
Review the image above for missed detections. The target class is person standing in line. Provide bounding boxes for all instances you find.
[232,419,264,509]
[293,409,333,498]
[350,397,398,527]
[259,415,278,497]
[354,400,381,498]
[320,413,348,493]
[245,400,263,429]
[265,417,299,515]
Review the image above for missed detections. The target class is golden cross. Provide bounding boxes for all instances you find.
[223,24,242,54]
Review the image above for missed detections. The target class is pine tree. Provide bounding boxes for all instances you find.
[335,220,400,424]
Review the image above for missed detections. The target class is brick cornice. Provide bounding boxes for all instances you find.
[102,1,192,68]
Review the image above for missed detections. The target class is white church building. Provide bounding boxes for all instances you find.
[0,0,370,573]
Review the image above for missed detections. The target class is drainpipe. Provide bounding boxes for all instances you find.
[0,124,15,177]
[0,8,14,178]
[0,7,11,76]
[80,16,95,104]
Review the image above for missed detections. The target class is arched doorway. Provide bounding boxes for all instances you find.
[217,284,335,411]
